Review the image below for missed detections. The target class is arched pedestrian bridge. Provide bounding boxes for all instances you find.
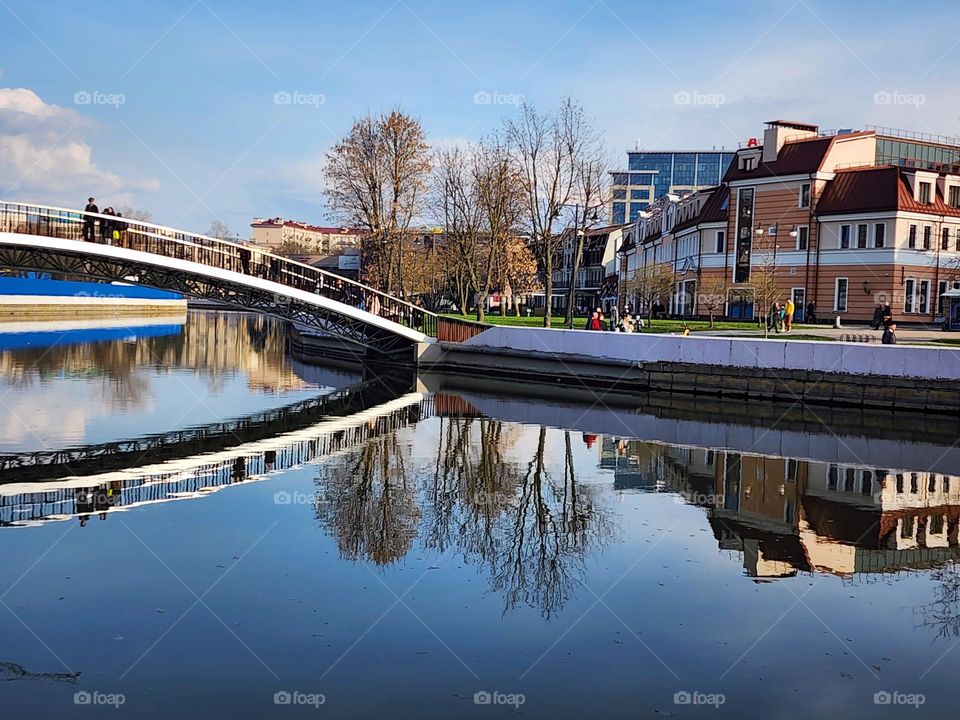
[0,201,486,360]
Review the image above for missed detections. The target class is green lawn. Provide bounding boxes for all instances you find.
[442,313,773,333]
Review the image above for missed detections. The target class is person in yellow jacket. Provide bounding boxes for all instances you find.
[785,298,795,331]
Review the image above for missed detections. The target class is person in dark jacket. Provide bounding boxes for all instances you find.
[99,207,115,243]
[881,303,894,329]
[806,301,817,324]
[881,323,898,345]
[112,212,127,244]
[83,197,98,240]
[871,304,883,330]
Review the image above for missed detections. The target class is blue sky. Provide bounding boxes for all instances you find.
[1,0,958,236]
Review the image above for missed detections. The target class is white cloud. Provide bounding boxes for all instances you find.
[0,87,159,204]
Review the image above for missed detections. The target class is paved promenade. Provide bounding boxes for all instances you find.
[699,324,955,343]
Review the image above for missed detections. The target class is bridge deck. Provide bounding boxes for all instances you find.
[0,201,489,356]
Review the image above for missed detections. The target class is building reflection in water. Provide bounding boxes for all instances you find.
[603,437,960,582]
[0,311,313,410]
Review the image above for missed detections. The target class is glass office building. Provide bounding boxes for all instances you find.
[610,150,735,224]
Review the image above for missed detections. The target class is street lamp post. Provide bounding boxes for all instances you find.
[754,222,798,325]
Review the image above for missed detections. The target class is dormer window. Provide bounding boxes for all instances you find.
[919,181,933,205]
[950,186,960,208]
[799,183,811,208]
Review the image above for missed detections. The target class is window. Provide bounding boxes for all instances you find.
[857,224,868,249]
[923,225,932,250]
[905,278,916,313]
[950,186,960,208]
[799,183,811,208]
[874,223,886,248]
[920,181,932,204]
[901,516,915,538]
[943,227,951,251]
[909,224,917,248]
[835,278,848,311]
[715,230,725,254]
[919,280,930,314]
[796,226,809,251]
[839,224,851,249]
[613,189,627,200]
[786,459,798,481]
[911,473,919,493]
[940,280,948,315]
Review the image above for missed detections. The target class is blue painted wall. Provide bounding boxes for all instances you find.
[0,275,181,300]
[0,324,184,351]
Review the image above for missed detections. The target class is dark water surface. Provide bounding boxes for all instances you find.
[0,311,957,718]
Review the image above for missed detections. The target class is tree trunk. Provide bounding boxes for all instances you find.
[709,312,715,329]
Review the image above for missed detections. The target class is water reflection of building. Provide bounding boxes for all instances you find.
[607,437,960,580]
[0,311,311,404]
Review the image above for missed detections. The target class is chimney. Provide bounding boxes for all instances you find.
[763,120,819,163]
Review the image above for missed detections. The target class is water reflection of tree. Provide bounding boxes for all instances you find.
[316,417,616,617]
[916,564,960,639]
[485,428,613,617]
[315,429,421,565]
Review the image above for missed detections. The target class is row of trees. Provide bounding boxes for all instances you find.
[322,101,612,326]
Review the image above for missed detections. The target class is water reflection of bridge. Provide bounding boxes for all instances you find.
[0,380,431,527]
[0,376,401,484]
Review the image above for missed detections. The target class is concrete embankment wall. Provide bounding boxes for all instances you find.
[419,326,960,413]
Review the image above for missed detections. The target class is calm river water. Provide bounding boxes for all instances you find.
[0,311,957,718]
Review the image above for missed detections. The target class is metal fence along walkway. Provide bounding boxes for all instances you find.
[0,201,487,358]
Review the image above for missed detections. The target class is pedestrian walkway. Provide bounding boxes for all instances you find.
[697,324,956,344]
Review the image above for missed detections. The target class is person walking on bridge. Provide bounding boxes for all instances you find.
[100,207,115,244]
[83,197,98,241]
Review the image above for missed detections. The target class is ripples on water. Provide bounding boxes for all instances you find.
[0,311,957,718]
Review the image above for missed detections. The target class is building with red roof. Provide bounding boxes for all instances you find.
[618,119,960,325]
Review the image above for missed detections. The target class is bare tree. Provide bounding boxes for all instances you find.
[432,136,525,322]
[698,274,728,328]
[117,206,153,223]
[207,220,233,241]
[505,99,590,327]
[324,110,431,296]
[475,134,525,318]
[748,254,783,337]
[432,145,485,318]
[563,150,609,327]
[629,262,675,329]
